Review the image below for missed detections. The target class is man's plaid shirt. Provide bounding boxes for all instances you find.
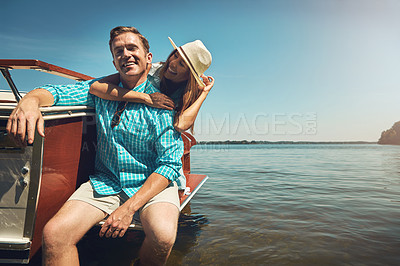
[41,79,183,197]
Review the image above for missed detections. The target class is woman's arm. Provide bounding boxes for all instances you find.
[89,74,175,110]
[174,75,215,132]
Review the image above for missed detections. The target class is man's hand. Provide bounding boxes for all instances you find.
[99,203,134,238]
[148,92,175,110]
[6,97,45,146]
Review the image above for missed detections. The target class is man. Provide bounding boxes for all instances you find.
[6,26,183,265]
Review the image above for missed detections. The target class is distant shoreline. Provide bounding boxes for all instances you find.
[197,140,378,145]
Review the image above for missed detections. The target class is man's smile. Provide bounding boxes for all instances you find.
[122,61,137,68]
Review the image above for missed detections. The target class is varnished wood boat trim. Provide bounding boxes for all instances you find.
[0,59,94,81]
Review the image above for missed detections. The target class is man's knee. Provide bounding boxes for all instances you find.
[42,206,84,247]
[153,225,177,249]
[42,218,65,248]
[147,216,178,250]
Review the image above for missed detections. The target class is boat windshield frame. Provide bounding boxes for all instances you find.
[0,59,94,103]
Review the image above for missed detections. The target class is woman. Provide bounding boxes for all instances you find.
[89,37,214,133]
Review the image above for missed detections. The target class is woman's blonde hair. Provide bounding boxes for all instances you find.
[159,50,202,133]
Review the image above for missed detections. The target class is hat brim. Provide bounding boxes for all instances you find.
[168,37,205,87]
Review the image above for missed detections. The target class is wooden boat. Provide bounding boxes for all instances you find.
[0,59,208,264]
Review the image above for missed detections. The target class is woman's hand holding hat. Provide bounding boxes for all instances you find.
[199,74,214,93]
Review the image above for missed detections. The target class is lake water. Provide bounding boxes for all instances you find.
[175,144,400,265]
[28,144,400,265]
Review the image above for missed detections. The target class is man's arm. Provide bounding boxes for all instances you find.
[6,88,54,145]
[7,80,95,145]
[99,172,170,238]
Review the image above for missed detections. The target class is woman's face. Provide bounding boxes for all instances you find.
[164,51,190,83]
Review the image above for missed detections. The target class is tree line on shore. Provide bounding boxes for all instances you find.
[196,121,400,145]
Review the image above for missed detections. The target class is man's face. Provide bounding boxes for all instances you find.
[111,32,152,78]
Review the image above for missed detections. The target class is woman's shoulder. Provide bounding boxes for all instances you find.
[148,62,164,89]
[149,62,164,76]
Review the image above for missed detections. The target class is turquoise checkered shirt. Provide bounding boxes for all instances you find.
[41,79,183,197]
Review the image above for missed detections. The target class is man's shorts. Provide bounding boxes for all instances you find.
[68,181,180,221]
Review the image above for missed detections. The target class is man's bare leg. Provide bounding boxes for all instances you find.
[139,202,180,265]
[42,200,107,266]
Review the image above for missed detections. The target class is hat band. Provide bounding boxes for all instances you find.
[178,46,199,77]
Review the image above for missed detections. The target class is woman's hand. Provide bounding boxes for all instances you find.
[199,74,215,92]
[148,92,175,110]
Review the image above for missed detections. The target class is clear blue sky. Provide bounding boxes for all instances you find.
[1,0,399,141]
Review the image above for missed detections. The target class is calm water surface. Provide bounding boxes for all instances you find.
[173,144,400,265]
[29,144,400,265]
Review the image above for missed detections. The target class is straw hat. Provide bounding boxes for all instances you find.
[168,37,212,87]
